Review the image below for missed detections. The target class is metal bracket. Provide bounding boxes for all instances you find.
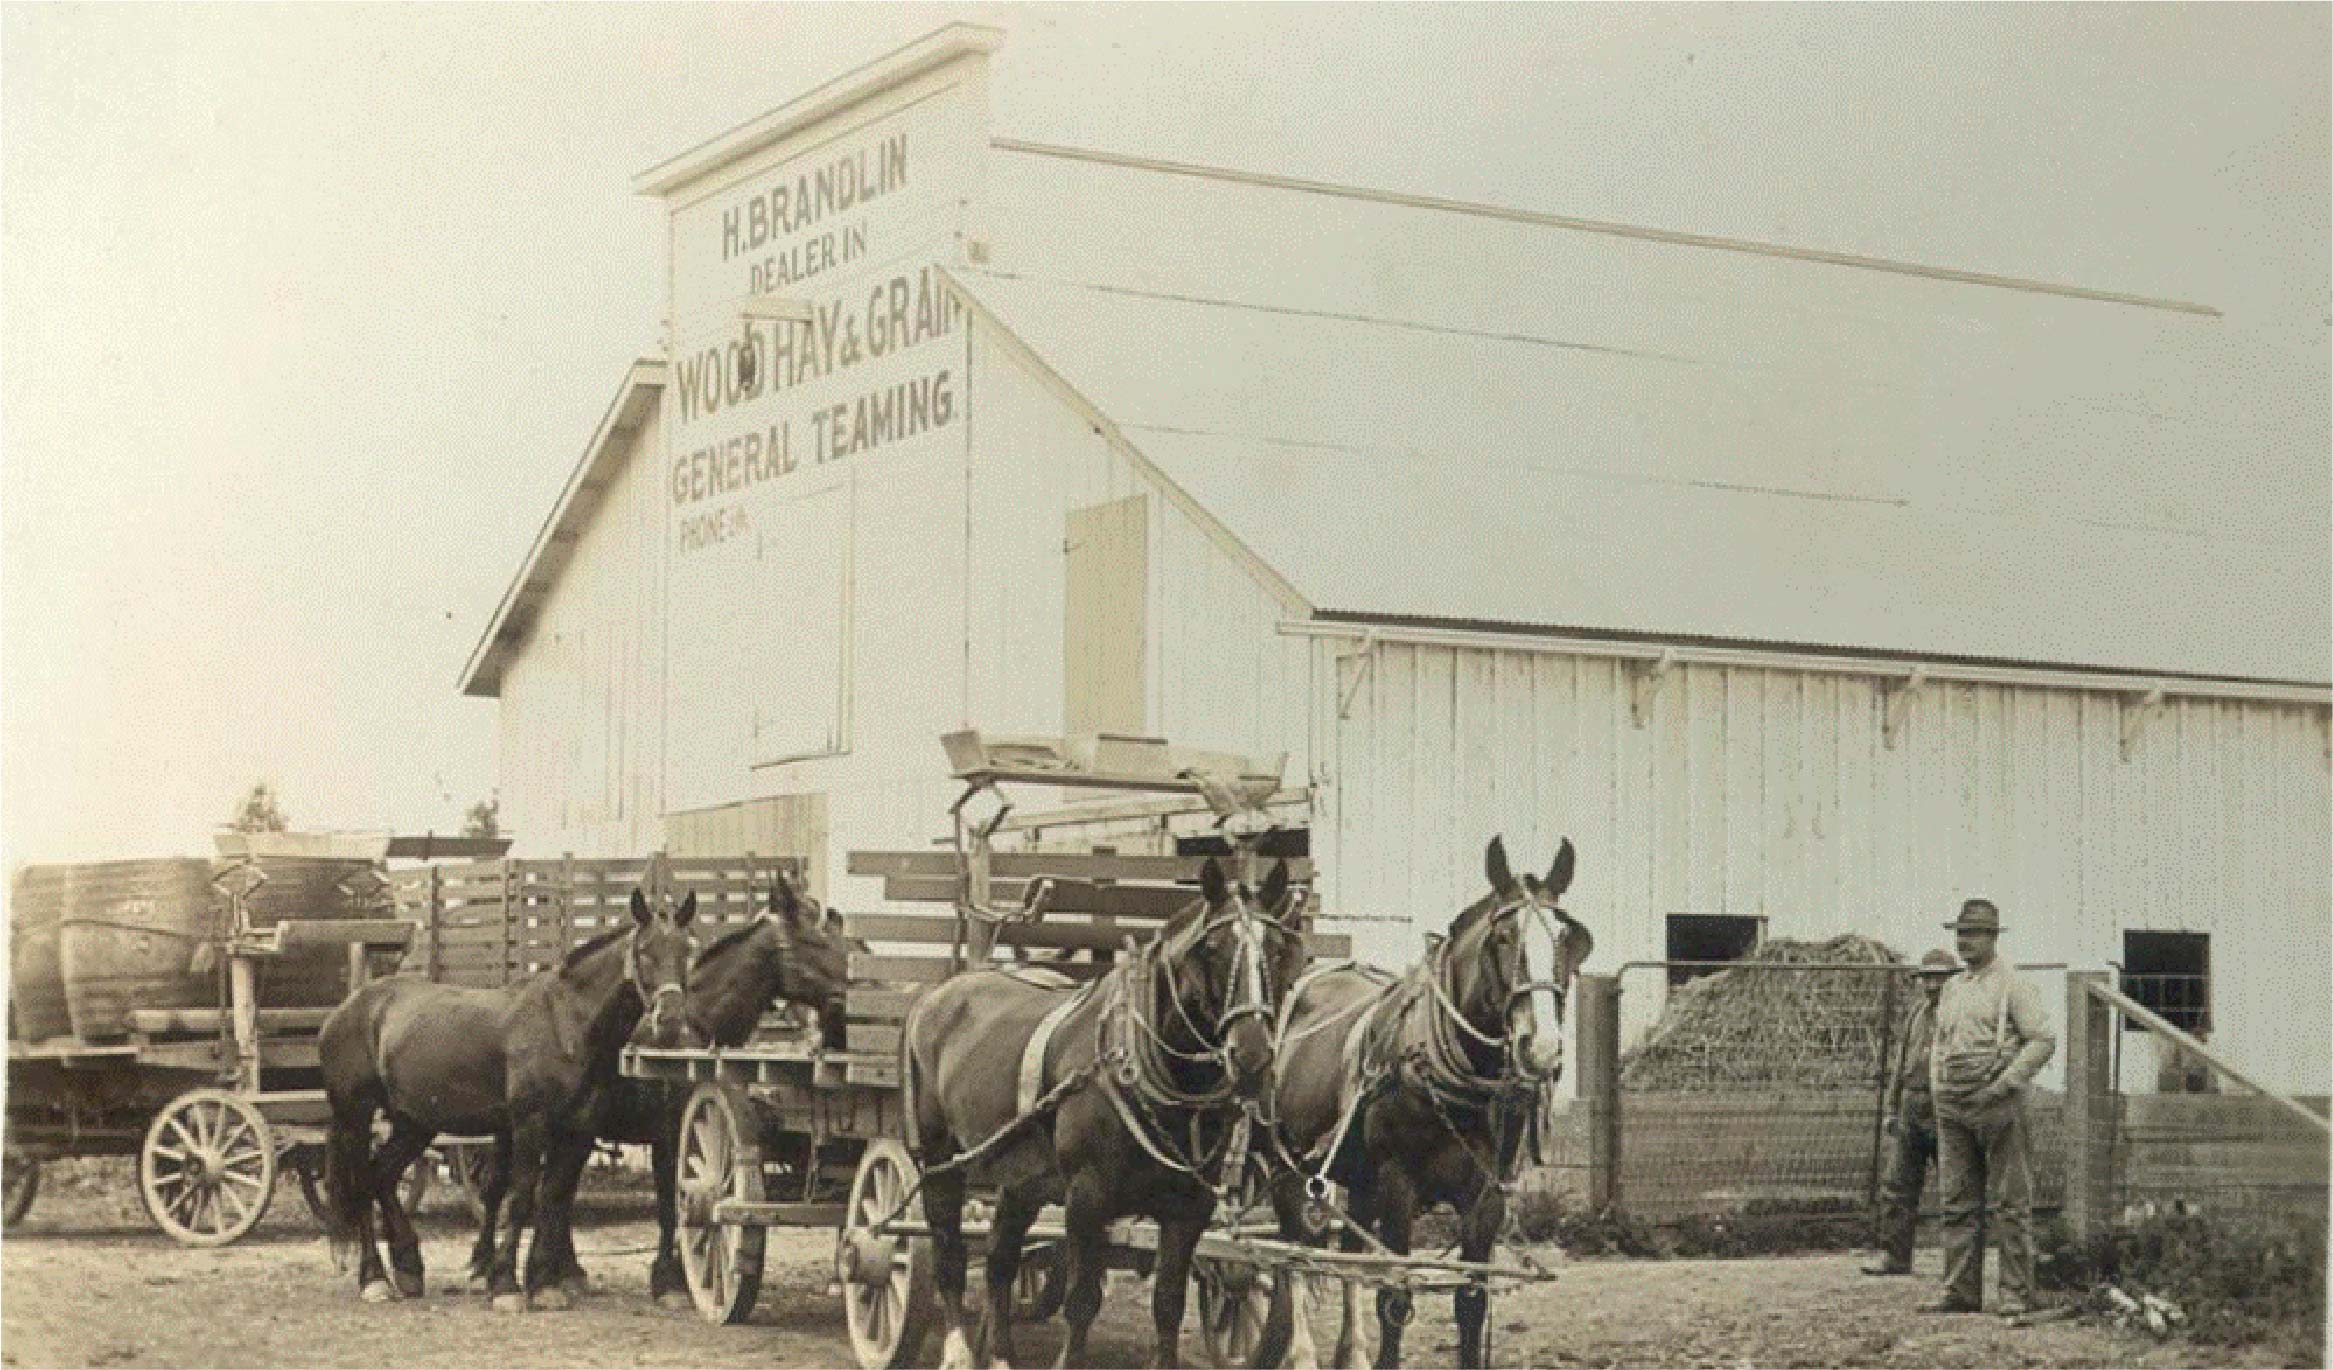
[1880,668,1927,751]
[1336,631,1378,721]
[1628,649,1678,729]
[2120,688,2166,762]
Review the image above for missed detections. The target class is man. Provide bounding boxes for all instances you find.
[1924,898,2057,1318]
[1863,948,1959,1276]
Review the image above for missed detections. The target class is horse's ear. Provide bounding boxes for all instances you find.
[1201,857,1230,906]
[770,867,799,914]
[1486,835,1516,894]
[824,906,844,933]
[674,890,698,928]
[1260,859,1292,923]
[1545,838,1576,899]
[1560,915,1595,977]
[631,888,651,925]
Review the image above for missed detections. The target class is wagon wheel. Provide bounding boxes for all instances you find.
[288,1142,430,1226]
[1194,1255,1272,1370]
[444,1142,497,1222]
[140,1089,277,1246]
[2,1145,38,1228]
[677,1084,765,1325]
[1010,1241,1065,1322]
[837,1138,936,1370]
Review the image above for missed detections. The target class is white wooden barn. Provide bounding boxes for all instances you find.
[461,27,2331,1094]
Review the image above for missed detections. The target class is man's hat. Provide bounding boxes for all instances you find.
[1916,948,1959,977]
[1943,898,2003,933]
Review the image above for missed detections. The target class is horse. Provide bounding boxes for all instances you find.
[317,884,703,1310]
[1255,836,1593,1370]
[904,857,1305,1370]
[453,870,852,1309]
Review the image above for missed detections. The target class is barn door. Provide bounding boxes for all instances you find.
[1064,495,1148,737]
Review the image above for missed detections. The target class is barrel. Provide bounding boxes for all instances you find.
[240,856,379,1007]
[8,866,73,1041]
[56,859,218,1039]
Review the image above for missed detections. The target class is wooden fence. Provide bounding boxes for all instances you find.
[388,855,804,989]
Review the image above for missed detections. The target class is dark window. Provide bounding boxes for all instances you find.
[1174,828,1309,861]
[1666,913,1763,988]
[2121,931,2209,1034]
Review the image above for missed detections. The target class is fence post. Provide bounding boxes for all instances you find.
[426,864,443,982]
[1578,973,1622,1211]
[2064,970,2115,1244]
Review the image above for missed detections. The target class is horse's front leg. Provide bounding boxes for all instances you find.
[978,1183,1044,1369]
[650,1099,688,1308]
[925,1149,978,1370]
[1453,1181,1504,1370]
[1148,1202,1209,1369]
[490,1118,546,1312]
[369,1119,435,1299]
[1368,1170,1417,1370]
[1052,1168,1113,1370]
[466,1134,514,1293]
[528,1128,596,1309]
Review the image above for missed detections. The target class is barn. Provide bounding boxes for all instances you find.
[460,26,2331,1097]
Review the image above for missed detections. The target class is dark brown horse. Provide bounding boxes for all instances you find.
[1257,837,1592,1369]
[905,858,1304,1369]
[318,885,702,1309]
[457,870,852,1308]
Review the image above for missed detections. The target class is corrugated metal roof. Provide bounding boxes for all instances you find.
[957,146,2329,684]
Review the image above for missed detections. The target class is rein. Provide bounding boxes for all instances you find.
[1092,899,1292,1199]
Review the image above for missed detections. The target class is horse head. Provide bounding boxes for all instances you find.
[625,886,704,1051]
[760,868,851,1026]
[1450,835,1594,1082]
[1165,856,1303,1099]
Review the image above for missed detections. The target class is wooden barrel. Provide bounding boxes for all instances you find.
[57,859,218,1039]
[8,866,73,1041]
[241,856,378,1007]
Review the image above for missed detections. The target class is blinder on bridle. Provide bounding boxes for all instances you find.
[1437,867,1589,1084]
[1155,865,1304,1063]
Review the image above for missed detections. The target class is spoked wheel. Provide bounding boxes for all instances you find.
[677,1084,765,1325]
[3,1146,39,1228]
[141,1089,277,1246]
[1010,1241,1065,1322]
[289,1142,429,1226]
[1195,1255,1272,1370]
[837,1138,936,1370]
[443,1141,497,1222]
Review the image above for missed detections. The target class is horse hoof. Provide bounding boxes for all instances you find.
[360,1280,396,1304]
[491,1293,528,1315]
[561,1274,591,1300]
[394,1274,426,1300]
[467,1274,492,1296]
[940,1328,977,1370]
[532,1286,572,1312]
[656,1292,694,1313]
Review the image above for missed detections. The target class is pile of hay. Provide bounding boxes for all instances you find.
[1621,935,1916,1090]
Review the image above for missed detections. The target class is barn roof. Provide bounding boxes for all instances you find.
[953,141,2331,685]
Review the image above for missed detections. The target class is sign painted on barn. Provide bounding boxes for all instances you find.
[664,87,976,555]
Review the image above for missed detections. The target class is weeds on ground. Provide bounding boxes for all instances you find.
[2037,1207,2326,1363]
[1503,1185,1874,1258]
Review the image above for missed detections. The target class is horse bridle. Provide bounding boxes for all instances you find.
[1136,891,1296,1085]
[623,916,692,1035]
[1427,887,1581,1084]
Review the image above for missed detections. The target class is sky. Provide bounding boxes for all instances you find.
[3,3,2325,865]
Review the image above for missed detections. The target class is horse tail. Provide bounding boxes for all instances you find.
[898,992,926,1162]
[315,989,377,1269]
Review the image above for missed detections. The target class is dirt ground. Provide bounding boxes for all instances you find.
[0,1160,2302,1369]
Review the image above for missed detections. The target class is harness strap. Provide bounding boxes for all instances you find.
[1018,980,1098,1116]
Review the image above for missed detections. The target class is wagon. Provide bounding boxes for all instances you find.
[3,832,451,1245]
[621,731,1375,1368]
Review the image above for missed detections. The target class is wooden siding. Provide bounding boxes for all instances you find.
[1063,495,1148,735]
[497,411,668,857]
[1320,642,2333,1096]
